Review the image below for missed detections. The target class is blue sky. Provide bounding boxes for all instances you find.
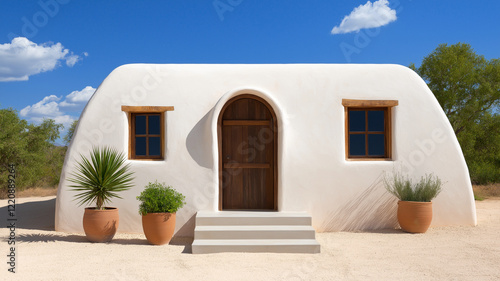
[1,0,499,141]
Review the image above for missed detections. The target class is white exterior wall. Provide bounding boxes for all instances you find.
[55,64,477,237]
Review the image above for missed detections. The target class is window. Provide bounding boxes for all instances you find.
[121,106,174,160]
[342,99,398,160]
[132,113,162,159]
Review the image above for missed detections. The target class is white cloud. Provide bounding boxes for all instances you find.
[59,86,96,109]
[52,115,76,127]
[20,95,62,117]
[65,54,81,67]
[20,86,96,129]
[331,0,397,35]
[0,37,84,82]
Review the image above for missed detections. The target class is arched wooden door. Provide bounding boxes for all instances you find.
[218,95,277,210]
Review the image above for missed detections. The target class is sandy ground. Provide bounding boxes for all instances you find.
[1,197,499,281]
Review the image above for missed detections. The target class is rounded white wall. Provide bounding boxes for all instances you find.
[56,64,476,237]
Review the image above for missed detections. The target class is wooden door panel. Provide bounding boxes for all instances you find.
[220,96,277,210]
[222,125,271,164]
[222,125,273,164]
[221,167,243,209]
[245,168,267,209]
[222,168,272,210]
[222,98,272,120]
[222,125,243,163]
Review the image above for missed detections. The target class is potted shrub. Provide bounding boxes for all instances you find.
[384,171,442,233]
[137,181,186,245]
[69,147,134,242]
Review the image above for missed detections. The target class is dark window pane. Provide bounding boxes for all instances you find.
[135,137,147,155]
[149,137,161,156]
[349,111,365,132]
[148,115,161,135]
[349,134,366,156]
[368,134,385,156]
[368,110,385,132]
[135,115,146,135]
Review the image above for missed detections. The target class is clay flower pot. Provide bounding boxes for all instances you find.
[83,207,119,242]
[397,201,433,233]
[142,213,176,245]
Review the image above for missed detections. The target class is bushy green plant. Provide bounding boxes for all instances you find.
[384,172,442,202]
[137,181,186,215]
[69,146,134,210]
[0,108,64,198]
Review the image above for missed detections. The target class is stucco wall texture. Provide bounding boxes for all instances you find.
[55,64,477,237]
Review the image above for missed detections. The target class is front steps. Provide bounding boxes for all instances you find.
[192,211,320,254]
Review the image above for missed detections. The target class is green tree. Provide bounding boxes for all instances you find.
[461,113,500,183]
[0,108,64,196]
[64,119,78,146]
[410,43,500,183]
[0,108,28,172]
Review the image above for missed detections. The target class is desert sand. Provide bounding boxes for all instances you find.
[1,196,499,281]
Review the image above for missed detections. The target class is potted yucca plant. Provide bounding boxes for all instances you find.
[137,181,186,245]
[384,171,442,233]
[69,146,134,242]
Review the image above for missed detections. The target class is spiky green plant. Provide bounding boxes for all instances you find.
[137,181,186,215]
[384,172,442,202]
[69,147,134,210]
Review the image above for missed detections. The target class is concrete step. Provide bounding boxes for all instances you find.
[195,211,312,226]
[194,225,317,240]
[192,211,321,254]
[191,239,321,254]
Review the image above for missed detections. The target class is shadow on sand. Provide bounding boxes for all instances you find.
[16,233,192,252]
[1,197,193,252]
[16,233,151,245]
[0,197,56,231]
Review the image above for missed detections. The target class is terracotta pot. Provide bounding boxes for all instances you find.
[142,213,176,245]
[83,207,119,242]
[397,201,433,233]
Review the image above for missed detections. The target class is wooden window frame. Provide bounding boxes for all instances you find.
[342,99,398,161]
[131,113,163,160]
[121,106,174,160]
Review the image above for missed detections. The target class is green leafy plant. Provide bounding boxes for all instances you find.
[69,146,134,210]
[137,181,186,215]
[384,172,442,202]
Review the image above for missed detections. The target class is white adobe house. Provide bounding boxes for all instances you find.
[55,64,476,253]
